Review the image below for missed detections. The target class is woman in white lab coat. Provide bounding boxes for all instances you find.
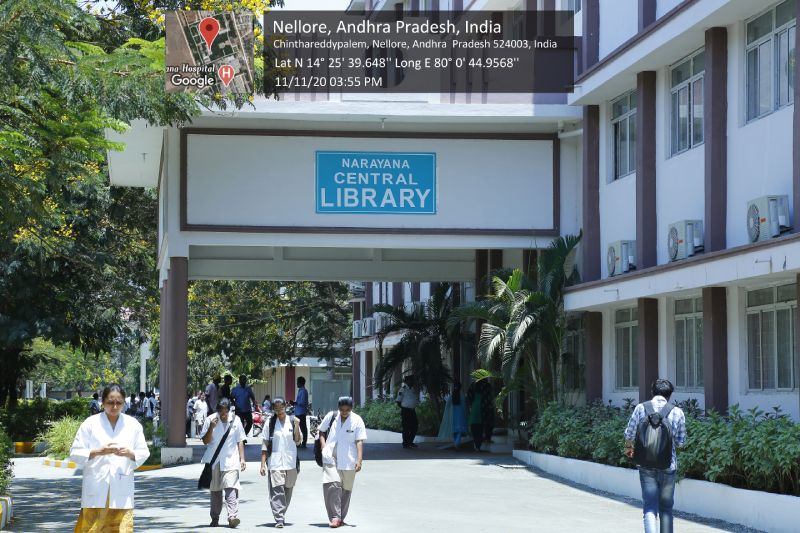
[70,384,150,533]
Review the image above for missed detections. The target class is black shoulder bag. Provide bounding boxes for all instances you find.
[197,421,233,490]
[314,411,336,467]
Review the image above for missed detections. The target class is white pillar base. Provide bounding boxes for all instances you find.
[161,447,193,466]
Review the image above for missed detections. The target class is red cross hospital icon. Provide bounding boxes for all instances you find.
[218,65,235,87]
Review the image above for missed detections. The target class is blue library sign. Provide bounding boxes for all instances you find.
[316,151,436,214]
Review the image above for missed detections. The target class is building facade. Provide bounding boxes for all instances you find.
[565,0,800,419]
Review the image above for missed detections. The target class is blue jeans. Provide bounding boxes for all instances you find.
[639,467,676,533]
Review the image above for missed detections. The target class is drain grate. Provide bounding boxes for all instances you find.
[495,463,528,470]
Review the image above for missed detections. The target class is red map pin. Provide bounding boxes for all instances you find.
[199,17,220,51]
[218,65,235,87]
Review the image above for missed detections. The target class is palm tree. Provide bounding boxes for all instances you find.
[449,233,581,408]
[372,283,460,414]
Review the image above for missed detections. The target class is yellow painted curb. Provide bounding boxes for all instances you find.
[14,442,34,454]
[42,459,77,469]
[0,495,13,530]
[135,464,162,472]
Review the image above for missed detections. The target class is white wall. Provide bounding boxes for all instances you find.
[726,21,795,248]
[186,134,555,231]
[656,0,685,19]
[598,0,638,60]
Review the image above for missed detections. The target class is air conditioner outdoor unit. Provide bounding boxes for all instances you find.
[362,317,376,336]
[667,220,704,262]
[352,320,363,339]
[607,240,637,277]
[747,195,792,243]
[374,312,392,333]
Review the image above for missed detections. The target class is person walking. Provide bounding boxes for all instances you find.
[396,376,419,449]
[450,382,468,449]
[194,392,208,437]
[260,397,301,529]
[262,395,272,413]
[200,398,247,529]
[231,374,257,438]
[186,392,198,438]
[220,374,233,402]
[294,376,309,448]
[89,393,101,416]
[70,384,150,533]
[205,375,221,416]
[318,396,367,529]
[136,392,146,421]
[125,393,137,415]
[624,379,687,533]
[144,391,156,427]
[466,379,492,452]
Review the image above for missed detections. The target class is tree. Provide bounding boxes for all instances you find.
[450,234,582,410]
[373,283,460,414]
[185,281,352,391]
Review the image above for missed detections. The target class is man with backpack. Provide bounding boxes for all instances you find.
[89,393,101,416]
[259,397,301,529]
[623,379,687,533]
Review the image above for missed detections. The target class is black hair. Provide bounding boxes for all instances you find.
[338,396,354,408]
[92,393,99,400]
[224,374,232,382]
[217,398,231,411]
[297,376,306,386]
[101,384,126,402]
[651,379,674,401]
[272,396,286,405]
[239,374,247,382]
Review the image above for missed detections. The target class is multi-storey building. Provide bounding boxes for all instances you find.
[565,0,800,418]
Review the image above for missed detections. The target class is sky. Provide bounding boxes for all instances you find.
[276,0,351,10]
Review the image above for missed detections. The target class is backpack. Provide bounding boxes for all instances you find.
[89,399,101,415]
[266,414,300,472]
[633,401,675,470]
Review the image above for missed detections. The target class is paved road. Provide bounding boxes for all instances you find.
[9,443,760,533]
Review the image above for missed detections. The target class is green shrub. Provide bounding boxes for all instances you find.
[355,400,442,437]
[0,397,91,441]
[0,424,13,496]
[38,416,83,460]
[529,401,800,496]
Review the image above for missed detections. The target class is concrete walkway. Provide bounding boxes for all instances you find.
[9,443,760,532]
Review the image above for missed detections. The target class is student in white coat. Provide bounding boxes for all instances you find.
[200,398,247,529]
[259,397,301,529]
[318,396,367,529]
[70,384,150,533]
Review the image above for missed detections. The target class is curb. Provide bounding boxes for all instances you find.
[0,496,13,530]
[136,464,162,472]
[42,459,77,469]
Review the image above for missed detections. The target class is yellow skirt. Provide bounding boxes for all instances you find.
[74,496,134,533]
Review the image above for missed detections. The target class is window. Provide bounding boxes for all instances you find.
[746,0,796,121]
[564,0,581,13]
[747,283,797,390]
[563,317,585,390]
[670,50,705,155]
[615,308,639,389]
[674,297,704,389]
[611,92,637,179]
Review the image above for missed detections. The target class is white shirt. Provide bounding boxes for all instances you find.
[70,412,150,509]
[396,384,419,409]
[194,399,208,422]
[265,416,298,471]
[319,412,367,471]
[199,413,246,471]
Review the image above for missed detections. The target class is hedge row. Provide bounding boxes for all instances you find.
[529,401,800,496]
[355,400,441,437]
[0,397,90,441]
[0,425,11,496]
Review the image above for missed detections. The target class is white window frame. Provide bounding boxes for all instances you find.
[746,283,797,392]
[614,307,639,390]
[745,1,797,123]
[673,297,704,391]
[610,91,637,181]
[669,49,705,157]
